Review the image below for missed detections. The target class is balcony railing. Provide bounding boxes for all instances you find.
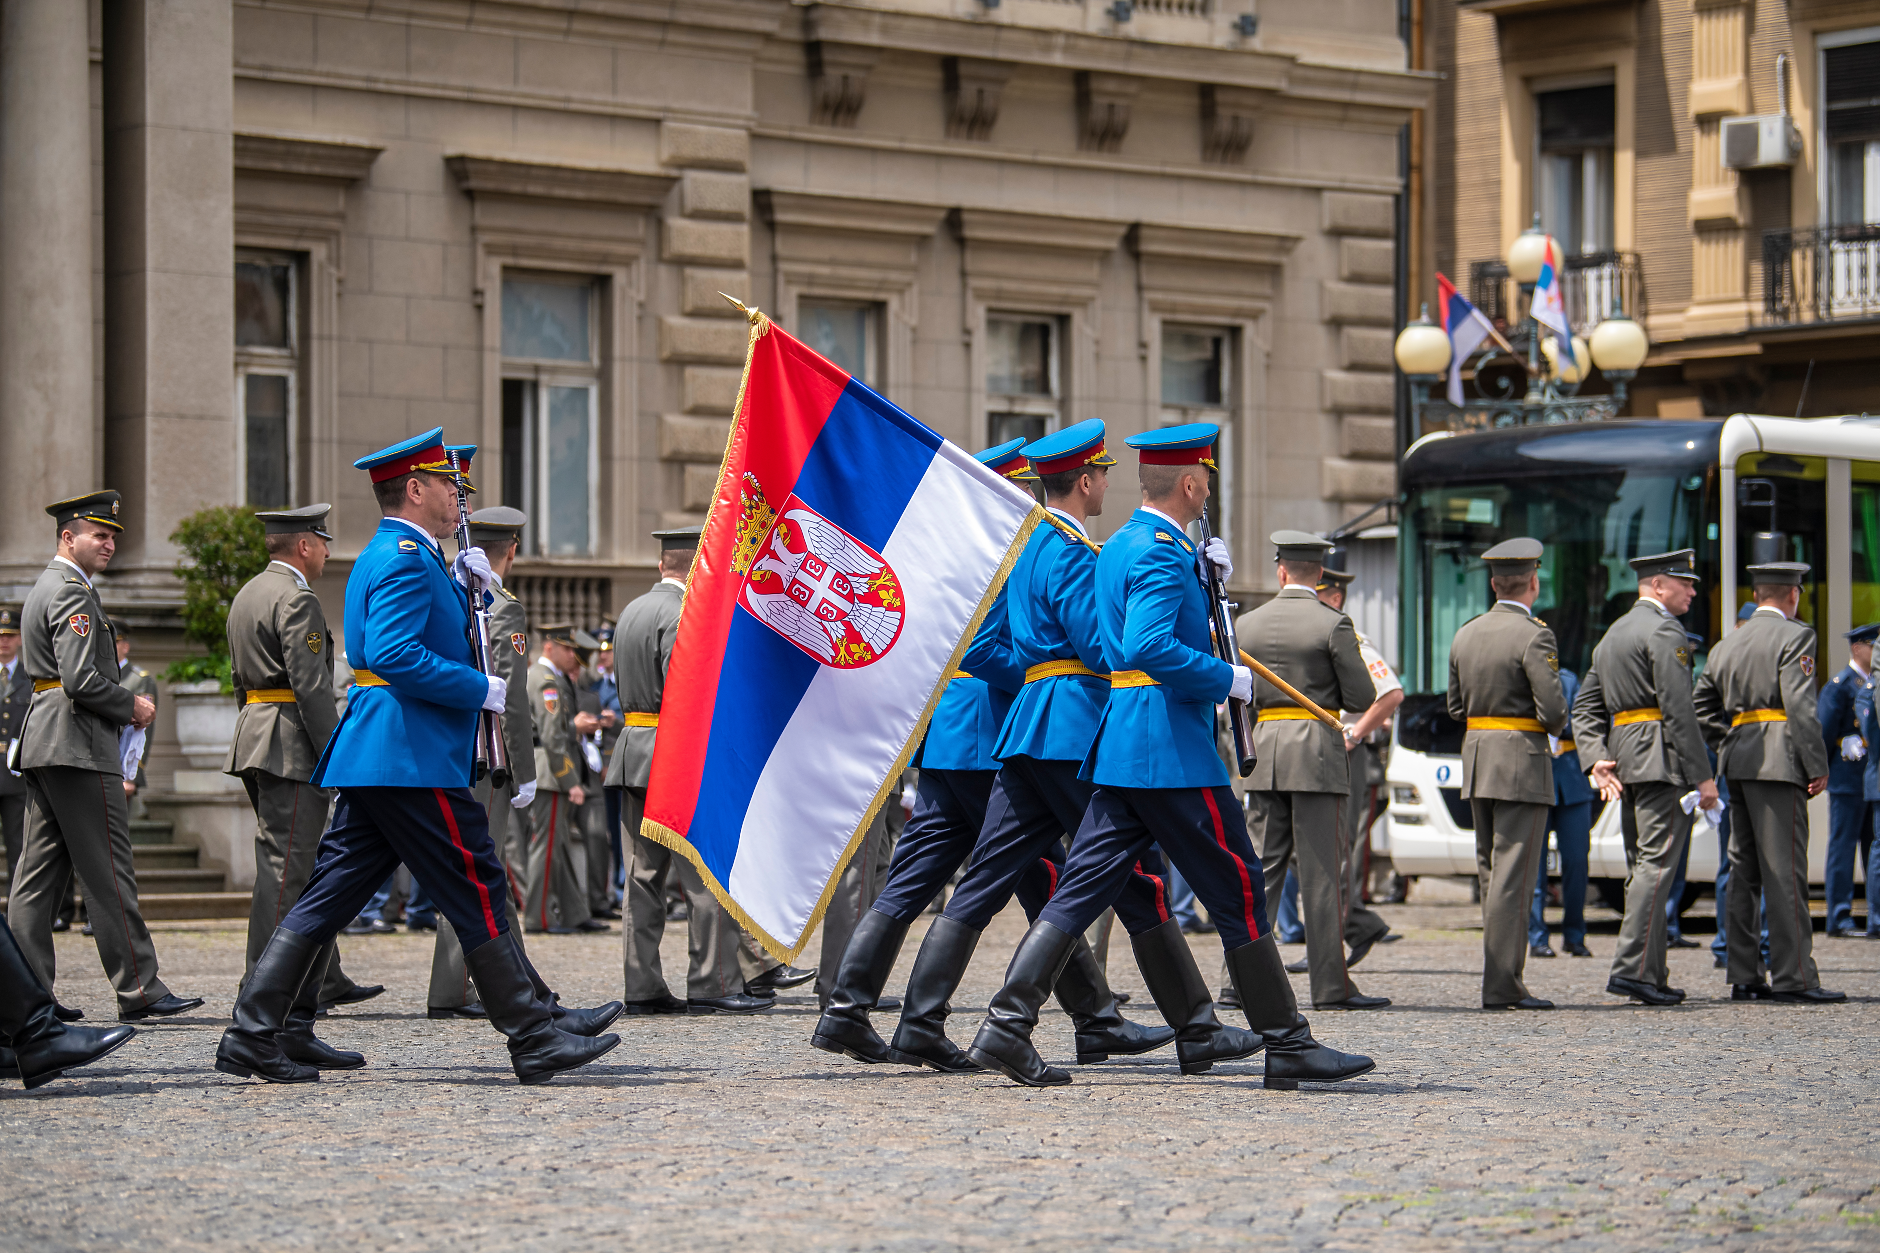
[1761,224,1880,327]
[1468,250,1644,335]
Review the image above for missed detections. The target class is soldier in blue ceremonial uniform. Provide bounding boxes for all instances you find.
[812,439,1122,1067]
[965,424,1373,1089]
[1819,623,1877,936]
[216,429,621,1085]
[1858,662,1880,937]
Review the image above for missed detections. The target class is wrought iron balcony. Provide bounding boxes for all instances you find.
[1468,250,1643,335]
[1761,224,1880,326]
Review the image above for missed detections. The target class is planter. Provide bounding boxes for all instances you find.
[171,680,238,769]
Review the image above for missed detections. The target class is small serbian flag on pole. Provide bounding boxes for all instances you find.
[1531,236,1574,355]
[641,299,1044,960]
[1436,272,1499,406]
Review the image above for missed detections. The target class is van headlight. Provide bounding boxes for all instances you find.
[1391,785,1422,805]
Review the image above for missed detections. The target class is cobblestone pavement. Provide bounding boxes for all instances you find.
[4,899,1877,1252]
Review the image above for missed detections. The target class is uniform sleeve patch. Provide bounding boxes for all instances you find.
[1155,531,1175,543]
[543,687,559,710]
[1369,659,1392,681]
[67,613,89,637]
[306,632,322,655]
[1547,652,1559,672]
[1800,654,1815,678]
[511,632,527,656]
[398,539,419,552]
[1674,646,1691,668]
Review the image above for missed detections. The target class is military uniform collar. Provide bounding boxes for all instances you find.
[1636,594,1672,618]
[1046,506,1089,537]
[539,656,565,679]
[1275,585,1318,599]
[383,516,441,552]
[52,555,93,589]
[1493,599,1533,616]
[267,559,310,591]
[1138,505,1187,535]
[1752,604,1790,621]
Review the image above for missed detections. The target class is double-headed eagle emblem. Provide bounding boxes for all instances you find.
[734,473,904,668]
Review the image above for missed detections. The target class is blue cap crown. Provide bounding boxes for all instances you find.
[977,438,1039,481]
[1024,419,1117,476]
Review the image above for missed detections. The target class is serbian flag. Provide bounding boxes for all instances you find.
[1436,272,1497,406]
[1531,236,1573,355]
[641,302,1043,960]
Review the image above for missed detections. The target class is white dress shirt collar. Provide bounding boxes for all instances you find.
[268,559,309,590]
[52,555,92,588]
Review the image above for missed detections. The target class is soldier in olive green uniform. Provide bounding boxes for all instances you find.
[607,527,765,1014]
[1571,549,1716,1007]
[2,608,34,890]
[1233,531,1381,1011]
[1693,561,1842,1003]
[429,506,546,1015]
[11,492,200,1020]
[1446,538,1569,1010]
[524,624,601,934]
[225,506,374,1009]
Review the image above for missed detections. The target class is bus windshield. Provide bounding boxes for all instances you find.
[1399,422,1720,696]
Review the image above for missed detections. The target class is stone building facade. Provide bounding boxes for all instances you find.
[0,0,1423,799]
[1421,0,1880,419]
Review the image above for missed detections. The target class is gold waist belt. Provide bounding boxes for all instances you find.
[351,670,389,687]
[1257,708,1319,723]
[1613,707,1662,726]
[950,671,971,680]
[622,711,660,728]
[1110,670,1159,688]
[31,679,60,693]
[1554,737,1576,756]
[244,689,296,704]
[1025,660,1105,683]
[1732,708,1786,726]
[1467,716,1546,733]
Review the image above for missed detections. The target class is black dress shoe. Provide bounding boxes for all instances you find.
[428,1002,488,1019]
[1562,940,1593,957]
[1668,935,1699,949]
[552,999,625,1037]
[119,994,204,1021]
[49,918,69,933]
[1314,994,1390,1010]
[341,917,374,935]
[622,994,687,1016]
[1530,943,1557,959]
[1606,977,1680,1006]
[573,919,612,933]
[1485,996,1554,1010]
[80,923,94,937]
[596,906,623,920]
[1284,958,1309,974]
[745,983,776,1000]
[747,964,817,992]
[1731,981,1773,1001]
[320,984,385,1012]
[1826,927,1856,938]
[53,1003,83,1023]
[686,993,773,1015]
[1347,931,1397,969]
[1180,920,1217,935]
[1771,986,1847,1003]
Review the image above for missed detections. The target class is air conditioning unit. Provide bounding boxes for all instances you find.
[1721,114,1801,170]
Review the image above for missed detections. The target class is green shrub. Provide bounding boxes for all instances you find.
[162,505,266,694]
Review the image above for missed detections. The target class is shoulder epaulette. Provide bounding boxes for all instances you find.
[498,586,519,603]
[1040,511,1099,553]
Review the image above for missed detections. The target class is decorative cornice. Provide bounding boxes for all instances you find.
[444,154,678,208]
[952,208,1130,255]
[807,40,878,128]
[945,57,1012,141]
[233,132,383,183]
[1077,72,1140,154]
[1130,222,1302,268]
[757,190,949,238]
[1200,85,1265,164]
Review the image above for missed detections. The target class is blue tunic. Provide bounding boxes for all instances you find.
[1081,508,1233,788]
[993,512,1110,764]
[1551,669,1599,806]
[1819,664,1868,796]
[312,520,491,789]
[1857,677,1879,802]
[920,586,1023,771]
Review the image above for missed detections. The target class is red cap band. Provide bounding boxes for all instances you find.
[987,454,1031,479]
[1033,444,1108,476]
[1137,445,1215,467]
[367,444,453,483]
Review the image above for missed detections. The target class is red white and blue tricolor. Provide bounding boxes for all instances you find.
[641,306,1043,959]
[1436,272,1498,406]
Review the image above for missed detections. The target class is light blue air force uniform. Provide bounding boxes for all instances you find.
[993,513,1109,764]
[920,587,1023,771]
[313,520,490,789]
[1082,509,1233,789]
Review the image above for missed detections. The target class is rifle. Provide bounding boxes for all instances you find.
[1195,509,1256,778]
[447,448,510,789]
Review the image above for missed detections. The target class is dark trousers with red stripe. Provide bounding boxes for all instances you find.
[1040,784,1270,950]
[282,787,510,955]
[944,757,1170,935]
[870,767,1054,925]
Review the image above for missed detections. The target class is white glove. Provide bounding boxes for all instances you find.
[1204,537,1233,582]
[511,779,538,809]
[453,546,494,590]
[1841,734,1867,762]
[482,675,507,712]
[1229,665,1253,704]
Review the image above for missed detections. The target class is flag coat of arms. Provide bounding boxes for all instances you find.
[641,302,1043,960]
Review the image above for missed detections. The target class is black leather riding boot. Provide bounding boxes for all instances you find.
[1053,934,1176,1064]
[966,921,1076,1087]
[0,914,136,1089]
[216,926,325,1084]
[812,908,911,1064]
[887,915,981,1073]
[1130,918,1262,1075]
[467,931,620,1085]
[1224,934,1375,1089]
[278,945,366,1070]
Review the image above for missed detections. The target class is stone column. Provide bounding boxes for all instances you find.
[103,0,234,574]
[0,0,96,578]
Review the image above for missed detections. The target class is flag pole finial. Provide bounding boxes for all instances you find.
[720,292,766,326]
